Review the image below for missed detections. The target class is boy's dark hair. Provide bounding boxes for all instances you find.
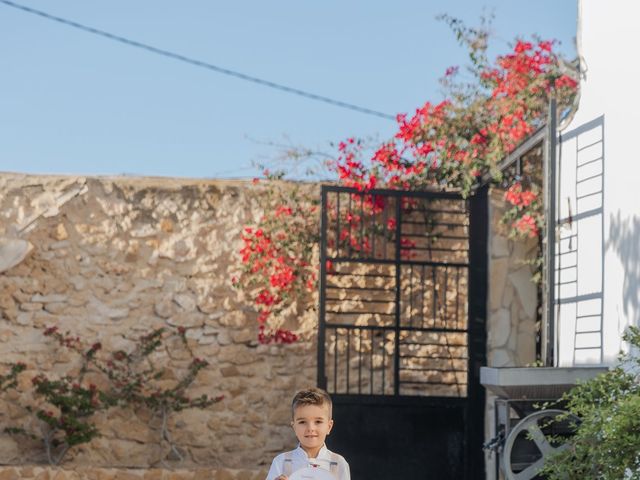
[291,387,333,419]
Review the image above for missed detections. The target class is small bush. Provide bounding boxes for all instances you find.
[542,327,640,479]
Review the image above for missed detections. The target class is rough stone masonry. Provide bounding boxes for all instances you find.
[0,173,538,475]
[0,173,318,469]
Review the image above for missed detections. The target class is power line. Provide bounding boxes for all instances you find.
[0,0,396,121]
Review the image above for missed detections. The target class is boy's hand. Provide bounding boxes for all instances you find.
[275,476,288,480]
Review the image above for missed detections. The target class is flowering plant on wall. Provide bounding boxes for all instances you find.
[234,178,319,344]
[0,325,222,465]
[1,333,116,465]
[502,181,543,238]
[234,17,578,342]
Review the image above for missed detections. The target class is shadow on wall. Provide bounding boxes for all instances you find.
[607,213,640,326]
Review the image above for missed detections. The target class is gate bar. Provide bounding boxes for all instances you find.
[317,187,328,389]
[393,195,401,395]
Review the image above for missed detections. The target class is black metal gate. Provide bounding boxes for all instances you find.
[318,185,487,479]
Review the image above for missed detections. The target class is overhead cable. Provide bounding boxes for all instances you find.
[0,0,396,120]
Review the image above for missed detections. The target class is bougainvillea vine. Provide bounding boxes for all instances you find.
[235,23,578,343]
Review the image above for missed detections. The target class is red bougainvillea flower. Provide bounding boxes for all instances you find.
[514,214,539,238]
[237,35,577,343]
[505,182,524,206]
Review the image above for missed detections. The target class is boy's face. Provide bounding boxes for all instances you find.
[291,403,334,455]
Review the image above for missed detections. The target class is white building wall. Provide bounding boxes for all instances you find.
[556,0,640,366]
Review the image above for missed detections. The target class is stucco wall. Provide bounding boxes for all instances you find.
[555,0,640,366]
[0,173,318,469]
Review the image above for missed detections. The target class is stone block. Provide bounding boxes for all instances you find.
[20,302,44,311]
[220,365,240,378]
[158,237,196,262]
[59,471,82,480]
[516,330,536,365]
[501,282,514,309]
[95,469,120,480]
[159,219,174,233]
[217,331,231,346]
[218,345,258,366]
[264,435,286,453]
[31,293,68,303]
[196,299,220,314]
[174,293,196,312]
[19,467,35,478]
[214,471,235,480]
[130,225,156,238]
[192,470,213,480]
[199,342,221,357]
[110,440,153,466]
[196,335,216,345]
[217,311,246,329]
[251,471,268,480]
[154,299,175,319]
[489,348,512,367]
[44,302,67,314]
[163,474,183,480]
[113,471,142,480]
[510,295,522,330]
[15,311,33,325]
[50,240,71,251]
[190,446,219,464]
[53,223,69,241]
[0,238,33,274]
[512,237,537,261]
[142,470,164,480]
[508,266,537,317]
[489,258,509,311]
[505,324,517,350]
[163,277,188,293]
[231,330,254,344]
[0,469,20,480]
[487,308,510,348]
[111,419,150,443]
[0,436,19,463]
[491,235,510,258]
[89,297,129,320]
[168,312,205,328]
[34,469,51,480]
[97,197,129,217]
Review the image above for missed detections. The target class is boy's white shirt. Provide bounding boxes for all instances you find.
[266,444,350,480]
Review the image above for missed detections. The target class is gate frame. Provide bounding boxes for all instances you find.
[317,184,488,479]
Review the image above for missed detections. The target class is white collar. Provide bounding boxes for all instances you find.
[294,443,330,460]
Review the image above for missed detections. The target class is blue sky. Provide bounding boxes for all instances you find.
[0,1,577,179]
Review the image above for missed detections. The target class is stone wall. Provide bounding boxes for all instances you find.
[0,173,318,470]
[486,188,539,368]
[0,466,265,479]
[0,174,542,477]
[484,187,540,480]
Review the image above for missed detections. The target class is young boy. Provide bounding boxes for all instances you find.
[266,387,350,480]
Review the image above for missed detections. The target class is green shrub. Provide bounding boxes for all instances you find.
[542,327,640,479]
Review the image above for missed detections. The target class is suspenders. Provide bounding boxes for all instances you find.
[283,451,339,478]
[328,455,339,476]
[282,452,293,477]
[283,453,293,476]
